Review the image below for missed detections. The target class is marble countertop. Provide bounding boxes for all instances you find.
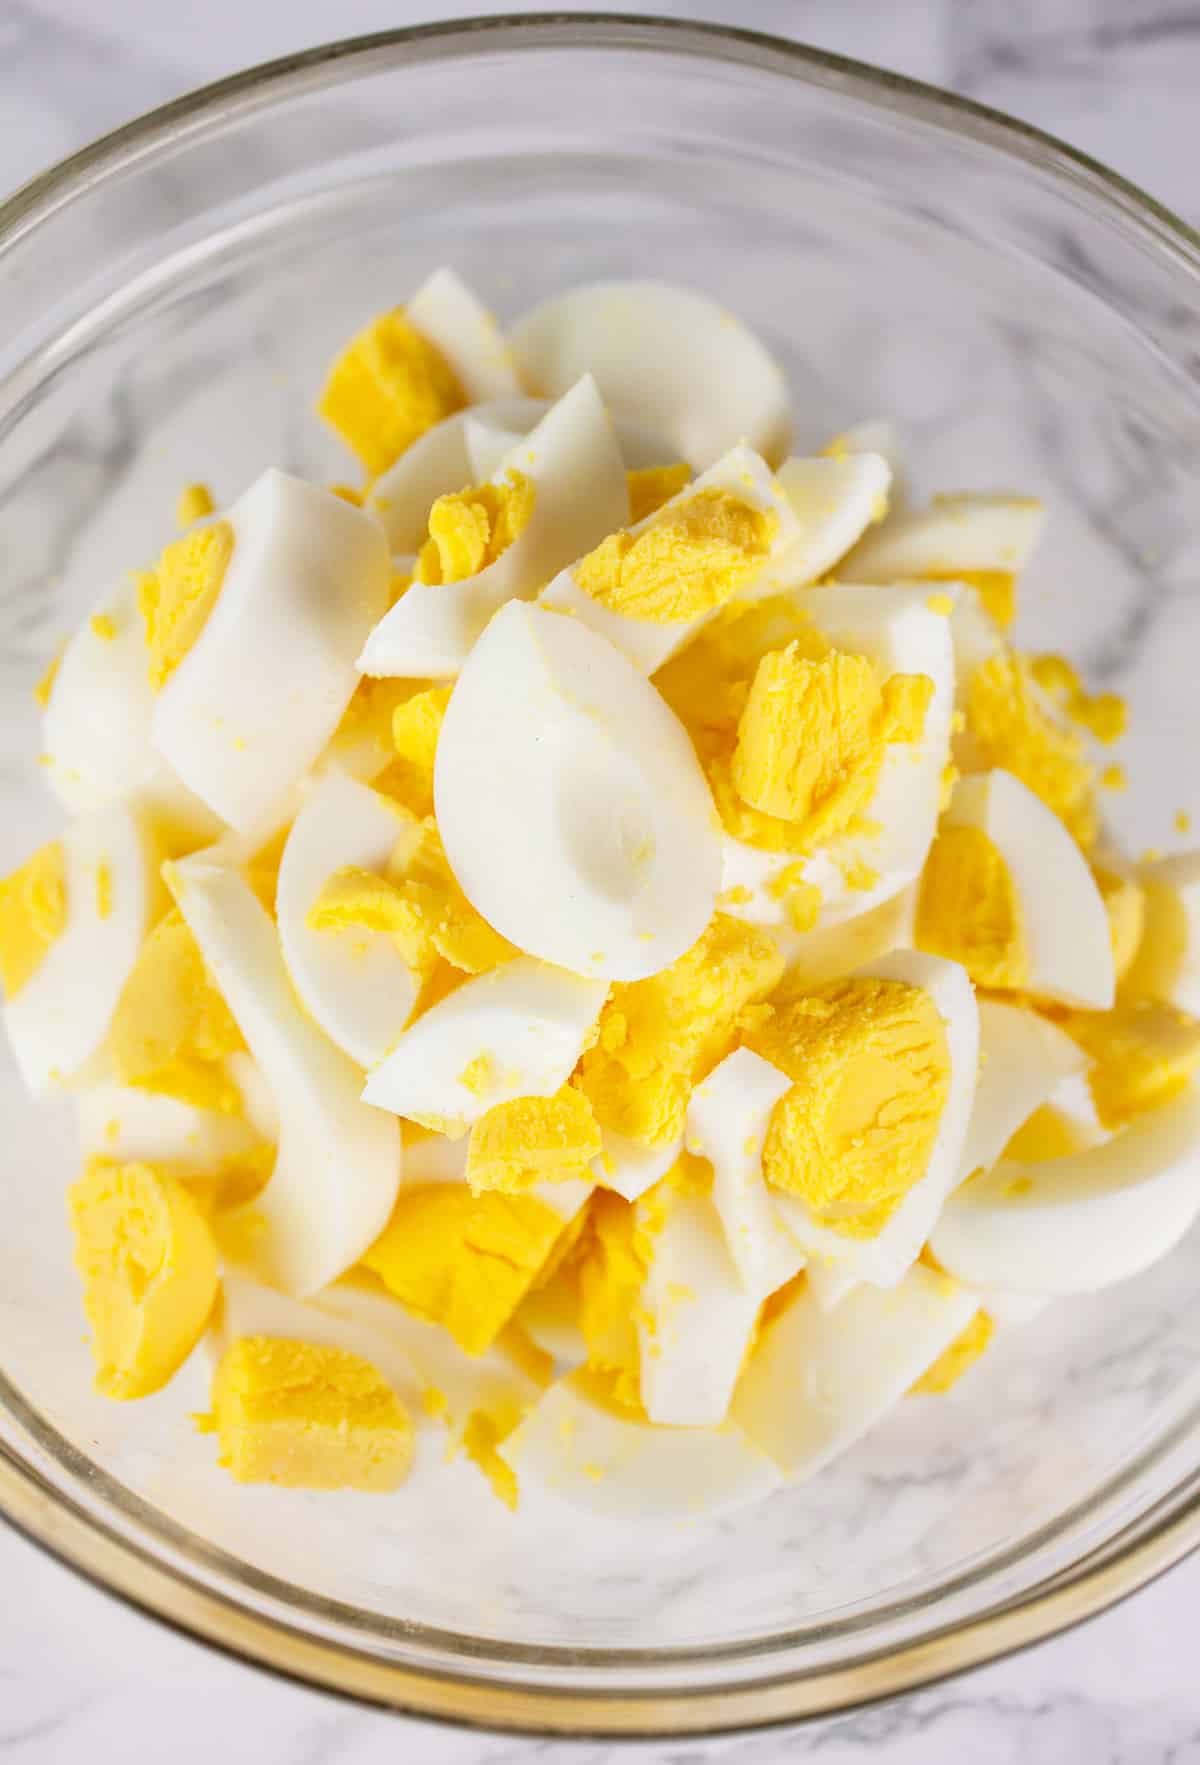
[3,0,1200,1758]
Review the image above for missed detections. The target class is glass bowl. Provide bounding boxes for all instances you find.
[2,14,1200,1738]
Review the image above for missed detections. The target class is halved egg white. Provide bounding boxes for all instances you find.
[931,1084,1200,1295]
[538,444,803,676]
[508,279,792,468]
[75,1077,265,1175]
[769,950,979,1289]
[839,491,1046,585]
[359,376,627,679]
[501,1374,781,1520]
[733,1263,979,1483]
[935,769,1114,1009]
[5,804,161,1094]
[154,470,391,834]
[405,267,522,403]
[1125,850,1200,1017]
[434,601,723,982]
[275,771,421,1069]
[959,999,1088,1184]
[361,955,607,1133]
[169,858,400,1295]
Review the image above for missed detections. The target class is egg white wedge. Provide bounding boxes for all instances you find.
[733,1265,979,1482]
[153,470,391,833]
[276,772,421,1069]
[931,1085,1200,1295]
[839,491,1046,585]
[466,408,680,486]
[959,1000,1089,1184]
[5,804,161,1094]
[169,858,400,1294]
[369,396,550,552]
[358,376,627,679]
[927,769,1115,1010]
[774,453,892,586]
[75,1078,266,1175]
[803,1262,859,1313]
[769,950,979,1288]
[538,443,803,676]
[501,1374,781,1519]
[770,886,916,990]
[1124,851,1200,1017]
[685,1047,804,1293]
[207,1270,417,1402]
[405,266,522,402]
[825,418,908,505]
[361,955,607,1132]
[509,279,792,468]
[591,1129,683,1203]
[434,601,722,981]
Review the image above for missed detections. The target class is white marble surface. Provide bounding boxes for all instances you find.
[3,0,1200,1758]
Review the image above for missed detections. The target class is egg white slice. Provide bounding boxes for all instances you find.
[775,453,892,586]
[359,375,627,679]
[501,1374,781,1519]
[769,950,979,1288]
[154,470,391,833]
[591,1129,683,1204]
[931,1085,1200,1295]
[685,1047,803,1293]
[361,955,607,1131]
[509,279,791,468]
[169,859,400,1295]
[826,418,908,506]
[938,769,1114,1010]
[839,492,1046,583]
[369,397,551,552]
[207,1269,417,1398]
[406,267,521,403]
[538,444,803,676]
[771,886,916,989]
[275,772,421,1069]
[75,1077,265,1174]
[959,999,1089,1184]
[733,1264,979,1482]
[435,601,722,982]
[466,409,680,486]
[1125,851,1200,1016]
[5,804,160,1094]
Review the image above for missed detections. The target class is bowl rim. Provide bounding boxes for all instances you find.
[3,11,1200,1737]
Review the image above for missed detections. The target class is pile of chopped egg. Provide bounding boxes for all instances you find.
[5,268,1200,1520]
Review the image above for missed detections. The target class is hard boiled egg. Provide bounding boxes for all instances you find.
[959,999,1088,1183]
[154,470,391,833]
[405,267,521,403]
[508,280,792,468]
[369,396,549,552]
[465,408,680,485]
[169,858,400,1294]
[1125,850,1200,1016]
[774,452,892,586]
[434,601,723,981]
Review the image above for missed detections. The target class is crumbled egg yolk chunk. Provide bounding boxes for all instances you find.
[415,472,535,585]
[750,977,951,1232]
[203,1335,412,1491]
[915,823,1030,990]
[95,860,113,921]
[574,1190,651,1414]
[109,908,245,1112]
[32,646,64,709]
[910,1310,994,1394]
[465,1087,602,1194]
[578,913,783,1147]
[384,685,453,816]
[327,675,421,779]
[68,1157,219,1400]
[575,488,777,624]
[1004,1103,1093,1161]
[175,482,214,528]
[964,652,1098,848]
[456,1399,523,1509]
[135,520,235,691]
[1030,653,1128,745]
[625,462,692,523]
[1092,865,1145,983]
[1058,998,1200,1130]
[0,839,67,999]
[944,569,1016,630]
[766,864,823,933]
[318,309,465,476]
[361,1183,566,1355]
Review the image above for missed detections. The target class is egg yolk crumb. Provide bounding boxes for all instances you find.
[135,520,235,691]
[203,1335,412,1491]
[625,463,693,523]
[361,1183,566,1355]
[415,472,535,585]
[456,1400,523,1509]
[1030,652,1128,745]
[964,652,1098,848]
[175,482,214,528]
[466,1087,601,1193]
[326,676,421,781]
[109,909,245,1112]
[575,488,777,624]
[915,823,1029,990]
[574,1190,651,1414]
[318,309,465,476]
[910,1310,993,1393]
[32,646,64,709]
[751,977,950,1231]
[1004,1103,1093,1161]
[577,913,784,1147]
[0,839,66,999]
[1092,865,1145,983]
[68,1157,219,1400]
[1058,999,1200,1129]
[766,865,823,933]
[384,685,453,816]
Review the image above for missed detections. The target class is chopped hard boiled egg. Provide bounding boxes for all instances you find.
[774,451,893,585]
[839,491,1046,629]
[404,266,521,403]
[1124,851,1200,1016]
[958,1000,1088,1183]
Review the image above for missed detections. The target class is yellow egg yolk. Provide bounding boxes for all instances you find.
[465,1087,602,1194]
[415,471,535,585]
[0,839,66,1000]
[1122,871,1194,1007]
[326,676,423,780]
[574,1189,651,1414]
[910,1310,993,1393]
[1058,998,1200,1129]
[361,1183,566,1355]
[68,1157,219,1400]
[457,1401,523,1509]
[1030,653,1128,745]
[964,652,1098,848]
[204,1336,412,1491]
[109,909,245,1112]
[655,594,826,744]
[574,488,777,624]
[935,569,1016,630]
[750,977,951,1231]
[915,823,1030,990]
[578,913,784,1147]
[317,309,465,476]
[625,462,692,523]
[32,646,64,709]
[175,482,214,528]
[382,685,453,816]
[1092,865,1145,983]
[135,520,235,691]
[1003,1103,1093,1161]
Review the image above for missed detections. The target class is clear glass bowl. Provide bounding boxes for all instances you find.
[2,15,1200,1737]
